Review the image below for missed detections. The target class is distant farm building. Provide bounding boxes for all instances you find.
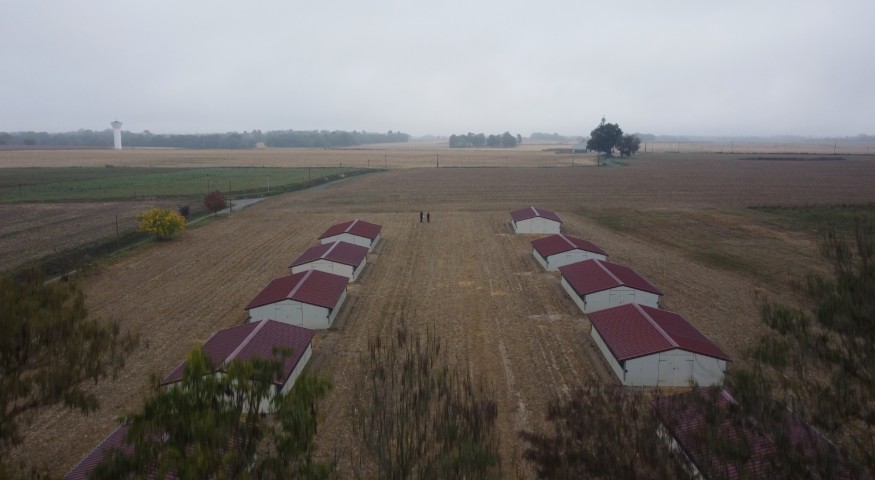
[589,304,730,386]
[289,241,368,281]
[653,387,860,479]
[161,319,314,413]
[532,233,607,271]
[319,219,382,251]
[510,206,562,234]
[559,258,663,314]
[245,270,348,329]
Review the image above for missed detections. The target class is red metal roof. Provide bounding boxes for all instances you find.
[161,320,314,386]
[289,241,368,268]
[559,258,662,296]
[589,304,731,361]
[531,233,607,257]
[510,206,563,223]
[65,425,178,480]
[318,219,382,241]
[245,270,347,310]
[653,387,863,479]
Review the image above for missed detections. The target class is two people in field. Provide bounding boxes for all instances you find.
[419,211,430,223]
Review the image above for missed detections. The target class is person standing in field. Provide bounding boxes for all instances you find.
[427,212,430,223]
[420,211,423,222]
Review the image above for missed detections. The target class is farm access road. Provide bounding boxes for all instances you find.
[11,157,875,477]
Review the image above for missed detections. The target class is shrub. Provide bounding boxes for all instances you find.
[137,208,186,240]
[204,190,227,215]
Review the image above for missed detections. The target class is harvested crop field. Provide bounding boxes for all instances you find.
[8,152,875,477]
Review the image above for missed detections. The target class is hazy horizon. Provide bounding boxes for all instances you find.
[2,1,873,138]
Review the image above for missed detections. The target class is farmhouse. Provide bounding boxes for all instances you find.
[510,206,562,234]
[559,258,662,314]
[319,218,382,251]
[589,303,730,386]
[161,319,314,413]
[289,240,368,281]
[245,270,348,329]
[531,233,608,271]
[653,387,859,479]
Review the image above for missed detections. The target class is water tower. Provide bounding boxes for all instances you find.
[111,120,123,150]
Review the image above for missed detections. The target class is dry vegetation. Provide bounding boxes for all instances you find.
[4,148,875,477]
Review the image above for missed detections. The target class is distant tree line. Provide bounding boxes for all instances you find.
[263,129,409,148]
[449,132,522,148]
[0,129,409,149]
[529,132,580,143]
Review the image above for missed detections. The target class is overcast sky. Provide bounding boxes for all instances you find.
[2,1,873,137]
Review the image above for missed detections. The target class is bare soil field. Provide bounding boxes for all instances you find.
[0,146,594,169]
[0,200,184,272]
[8,152,875,477]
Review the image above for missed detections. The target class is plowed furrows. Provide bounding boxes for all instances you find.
[311,215,425,474]
[9,200,338,476]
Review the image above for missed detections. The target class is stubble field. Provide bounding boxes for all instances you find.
[5,149,875,477]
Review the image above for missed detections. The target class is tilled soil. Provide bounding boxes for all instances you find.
[9,158,875,477]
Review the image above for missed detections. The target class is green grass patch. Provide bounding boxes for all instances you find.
[0,166,371,203]
[750,204,875,235]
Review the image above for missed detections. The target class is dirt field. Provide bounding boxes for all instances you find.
[8,153,875,477]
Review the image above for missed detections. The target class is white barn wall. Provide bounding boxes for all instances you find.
[561,276,588,314]
[292,260,354,280]
[514,218,561,234]
[248,291,347,330]
[545,250,608,271]
[349,257,367,282]
[320,233,378,250]
[623,350,726,387]
[258,343,313,413]
[591,327,625,382]
[533,249,549,270]
[326,289,348,327]
[582,287,660,314]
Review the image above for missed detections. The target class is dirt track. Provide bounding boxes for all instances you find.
[9,156,875,477]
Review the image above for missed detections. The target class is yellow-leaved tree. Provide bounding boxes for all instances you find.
[137,208,186,240]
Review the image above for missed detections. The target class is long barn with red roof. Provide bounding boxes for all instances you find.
[319,219,382,251]
[161,319,314,413]
[289,241,368,281]
[589,303,730,386]
[559,258,663,314]
[245,270,348,329]
[510,206,562,234]
[531,233,607,271]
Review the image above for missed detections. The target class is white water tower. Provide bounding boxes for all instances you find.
[111,120,123,150]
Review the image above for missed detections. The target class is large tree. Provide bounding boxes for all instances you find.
[93,347,332,478]
[585,122,623,156]
[616,134,641,157]
[0,273,137,464]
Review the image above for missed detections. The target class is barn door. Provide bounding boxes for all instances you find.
[658,360,673,386]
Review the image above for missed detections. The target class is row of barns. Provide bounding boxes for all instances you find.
[66,219,383,479]
[513,207,861,479]
[512,206,731,388]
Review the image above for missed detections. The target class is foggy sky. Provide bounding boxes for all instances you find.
[2,1,873,137]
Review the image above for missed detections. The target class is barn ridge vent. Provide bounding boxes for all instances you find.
[559,234,577,249]
[530,206,540,217]
[633,304,679,348]
[286,270,313,300]
[344,219,359,233]
[321,241,341,259]
[594,259,623,285]
[225,320,269,364]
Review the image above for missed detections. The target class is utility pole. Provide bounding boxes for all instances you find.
[385,154,388,168]
[115,214,119,248]
[436,154,439,168]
